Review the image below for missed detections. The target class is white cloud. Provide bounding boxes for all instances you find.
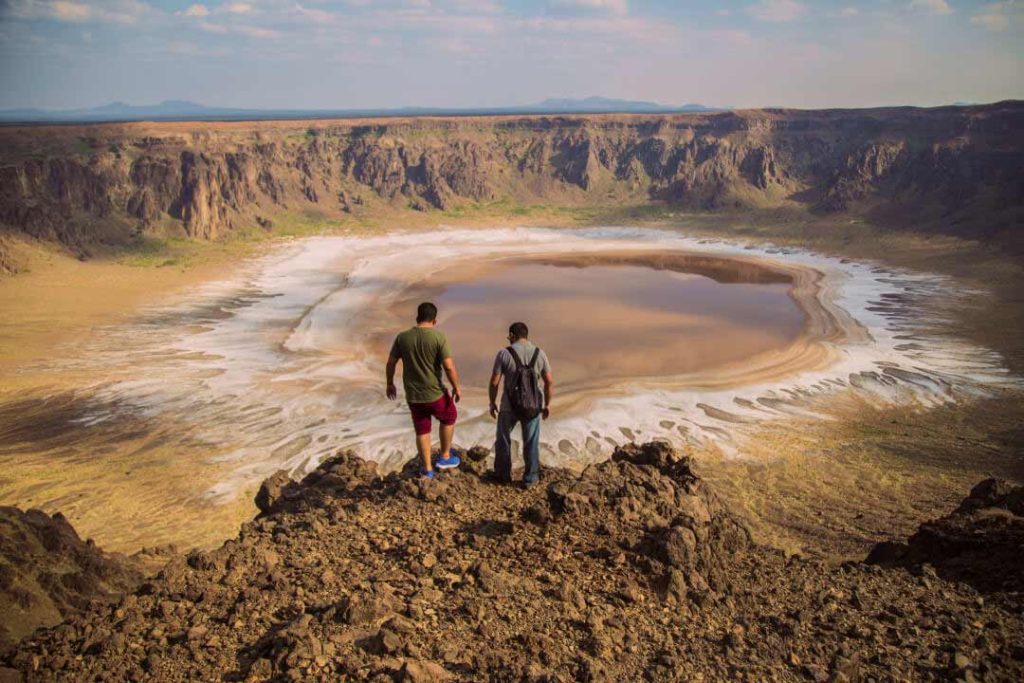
[5,0,151,24]
[223,2,253,14]
[236,24,279,38]
[182,4,210,18]
[713,28,753,45]
[518,15,675,43]
[747,0,805,23]
[195,19,278,38]
[434,37,472,53]
[835,7,859,18]
[292,3,336,22]
[970,2,1017,31]
[381,8,501,34]
[971,12,1008,29]
[449,0,503,13]
[5,0,88,22]
[165,40,227,56]
[909,0,953,15]
[103,0,149,23]
[197,19,229,33]
[550,0,628,16]
[51,1,91,21]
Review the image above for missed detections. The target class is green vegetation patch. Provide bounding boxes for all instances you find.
[116,237,193,269]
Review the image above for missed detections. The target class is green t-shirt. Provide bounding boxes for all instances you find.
[389,326,453,404]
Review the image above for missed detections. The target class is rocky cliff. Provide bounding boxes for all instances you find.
[1,102,1022,255]
[2,443,1022,682]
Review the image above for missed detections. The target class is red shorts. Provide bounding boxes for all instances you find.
[408,393,458,436]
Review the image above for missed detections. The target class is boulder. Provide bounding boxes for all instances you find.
[338,586,399,626]
[255,471,293,515]
[399,659,452,682]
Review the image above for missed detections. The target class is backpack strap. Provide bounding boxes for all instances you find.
[527,347,541,370]
[506,346,524,370]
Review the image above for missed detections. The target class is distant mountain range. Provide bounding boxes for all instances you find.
[0,97,725,124]
[533,96,717,113]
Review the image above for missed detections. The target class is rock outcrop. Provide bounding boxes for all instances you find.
[0,507,144,652]
[867,477,1024,594]
[2,443,1022,681]
[1,102,1022,256]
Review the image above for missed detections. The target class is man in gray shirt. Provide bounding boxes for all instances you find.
[488,322,554,487]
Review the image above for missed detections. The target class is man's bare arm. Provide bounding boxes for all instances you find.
[385,355,399,400]
[442,357,462,403]
[542,371,554,419]
[488,372,502,418]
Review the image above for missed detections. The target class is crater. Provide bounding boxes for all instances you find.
[2,227,1017,552]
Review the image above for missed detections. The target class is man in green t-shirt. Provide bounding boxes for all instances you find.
[386,302,463,478]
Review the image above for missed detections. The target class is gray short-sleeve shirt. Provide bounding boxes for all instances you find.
[492,340,551,413]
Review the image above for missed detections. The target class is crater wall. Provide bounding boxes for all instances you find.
[1,102,1021,254]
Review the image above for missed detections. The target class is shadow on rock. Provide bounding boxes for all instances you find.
[867,478,1024,594]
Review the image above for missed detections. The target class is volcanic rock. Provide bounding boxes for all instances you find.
[866,477,1024,593]
[255,471,292,515]
[0,507,144,652]
[1,445,1022,681]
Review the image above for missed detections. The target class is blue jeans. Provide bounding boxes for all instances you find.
[494,411,541,484]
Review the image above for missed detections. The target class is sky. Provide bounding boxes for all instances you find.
[0,0,1021,110]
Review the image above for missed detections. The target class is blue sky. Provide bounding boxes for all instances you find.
[0,0,1021,109]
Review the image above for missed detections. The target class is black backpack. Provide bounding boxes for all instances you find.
[506,346,543,421]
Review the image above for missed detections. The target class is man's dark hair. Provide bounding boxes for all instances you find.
[417,302,438,323]
[509,322,529,340]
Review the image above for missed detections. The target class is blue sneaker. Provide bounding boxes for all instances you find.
[434,450,461,470]
[419,469,435,479]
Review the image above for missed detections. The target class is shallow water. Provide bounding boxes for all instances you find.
[0,227,1019,552]
[396,260,803,388]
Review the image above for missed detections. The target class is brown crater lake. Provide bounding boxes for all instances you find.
[390,253,808,392]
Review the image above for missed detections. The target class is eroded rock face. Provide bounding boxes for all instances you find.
[1,102,1021,254]
[822,140,909,211]
[3,446,1023,681]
